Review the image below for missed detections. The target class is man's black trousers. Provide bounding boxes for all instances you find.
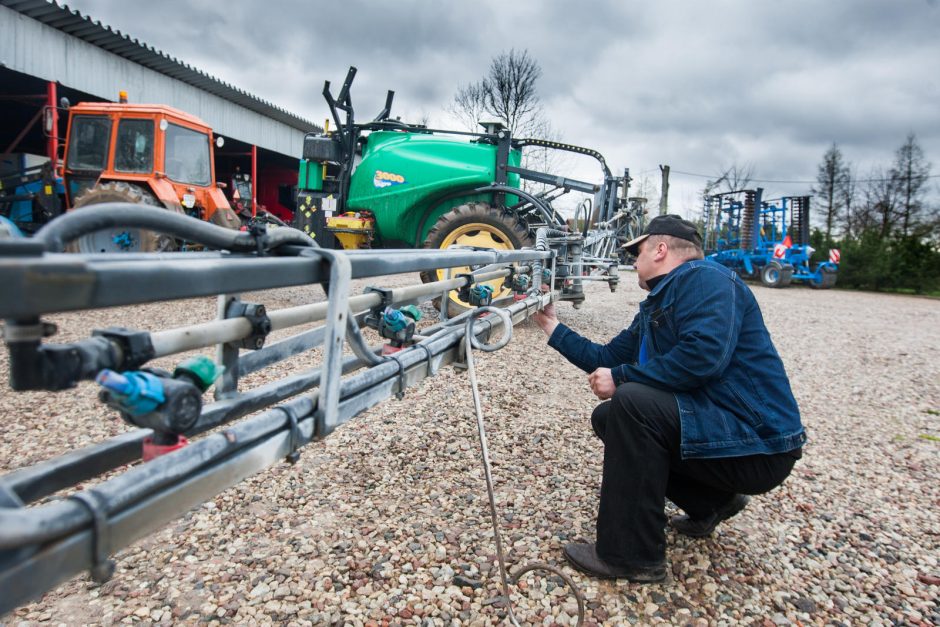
[590,382,799,567]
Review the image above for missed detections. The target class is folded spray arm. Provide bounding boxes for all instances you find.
[0,207,557,614]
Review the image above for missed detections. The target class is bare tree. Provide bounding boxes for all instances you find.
[841,163,859,237]
[483,49,543,134]
[448,82,488,132]
[812,143,851,241]
[708,162,755,194]
[450,49,566,194]
[518,118,569,194]
[889,133,932,237]
[632,174,659,205]
[860,165,899,239]
[450,49,545,135]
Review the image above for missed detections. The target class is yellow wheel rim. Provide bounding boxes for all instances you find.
[435,222,516,307]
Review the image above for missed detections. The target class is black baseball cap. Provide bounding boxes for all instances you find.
[622,214,703,255]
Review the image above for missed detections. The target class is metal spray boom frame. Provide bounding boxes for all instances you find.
[0,206,560,614]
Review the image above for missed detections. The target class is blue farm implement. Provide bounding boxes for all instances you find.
[0,157,64,236]
[702,189,838,289]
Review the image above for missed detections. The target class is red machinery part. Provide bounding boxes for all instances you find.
[142,435,189,461]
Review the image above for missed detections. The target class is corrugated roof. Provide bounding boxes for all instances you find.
[1,0,320,133]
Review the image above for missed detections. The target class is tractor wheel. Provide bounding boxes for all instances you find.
[809,266,838,289]
[420,202,533,316]
[70,181,179,253]
[760,260,791,288]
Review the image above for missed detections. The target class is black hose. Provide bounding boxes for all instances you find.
[35,204,317,253]
[473,184,557,227]
[577,198,593,237]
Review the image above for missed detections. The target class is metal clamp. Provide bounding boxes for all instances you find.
[225,300,272,350]
[68,491,115,583]
[415,342,438,375]
[455,273,475,287]
[248,221,269,256]
[500,265,516,290]
[363,286,396,334]
[387,354,407,400]
[92,327,155,370]
[272,405,304,464]
[1,320,57,343]
[364,286,395,310]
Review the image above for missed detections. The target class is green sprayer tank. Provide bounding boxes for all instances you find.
[343,131,520,246]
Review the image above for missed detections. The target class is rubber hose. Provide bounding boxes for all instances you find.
[463,306,512,352]
[35,203,317,253]
[346,317,385,366]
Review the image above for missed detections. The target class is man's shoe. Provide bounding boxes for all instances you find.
[563,542,666,582]
[670,494,751,537]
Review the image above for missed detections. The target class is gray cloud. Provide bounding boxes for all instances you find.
[62,0,940,210]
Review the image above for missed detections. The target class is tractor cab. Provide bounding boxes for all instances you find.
[63,102,237,241]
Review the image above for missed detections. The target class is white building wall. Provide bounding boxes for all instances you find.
[0,5,305,157]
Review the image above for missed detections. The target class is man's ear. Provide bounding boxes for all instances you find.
[654,241,669,261]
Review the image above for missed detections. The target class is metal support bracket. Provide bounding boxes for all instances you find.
[215,295,240,401]
[68,491,115,583]
[308,248,351,437]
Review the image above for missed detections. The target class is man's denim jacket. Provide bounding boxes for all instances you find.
[548,259,805,459]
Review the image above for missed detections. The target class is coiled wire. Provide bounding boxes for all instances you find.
[462,307,585,626]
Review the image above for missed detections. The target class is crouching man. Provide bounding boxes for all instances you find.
[533,215,805,582]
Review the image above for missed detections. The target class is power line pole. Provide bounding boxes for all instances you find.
[659,165,670,215]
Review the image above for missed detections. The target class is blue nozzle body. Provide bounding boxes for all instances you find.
[382,307,409,333]
[96,369,165,416]
[469,284,494,306]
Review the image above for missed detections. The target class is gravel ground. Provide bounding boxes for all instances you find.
[2,272,938,626]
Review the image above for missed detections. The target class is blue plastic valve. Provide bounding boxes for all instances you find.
[382,307,410,333]
[96,369,166,416]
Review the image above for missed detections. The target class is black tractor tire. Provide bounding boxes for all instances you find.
[760,260,792,288]
[809,267,838,289]
[70,181,180,253]
[419,202,533,316]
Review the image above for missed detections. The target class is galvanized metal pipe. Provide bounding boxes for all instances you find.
[150,269,510,357]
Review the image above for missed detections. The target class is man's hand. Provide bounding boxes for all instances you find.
[588,368,616,400]
[532,301,559,337]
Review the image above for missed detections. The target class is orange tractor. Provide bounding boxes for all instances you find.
[62,100,242,252]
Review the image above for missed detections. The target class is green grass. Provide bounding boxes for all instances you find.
[918,434,940,443]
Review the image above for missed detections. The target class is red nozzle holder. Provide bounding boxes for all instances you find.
[142,434,189,461]
[381,344,404,356]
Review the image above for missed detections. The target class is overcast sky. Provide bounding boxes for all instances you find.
[62,0,940,216]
